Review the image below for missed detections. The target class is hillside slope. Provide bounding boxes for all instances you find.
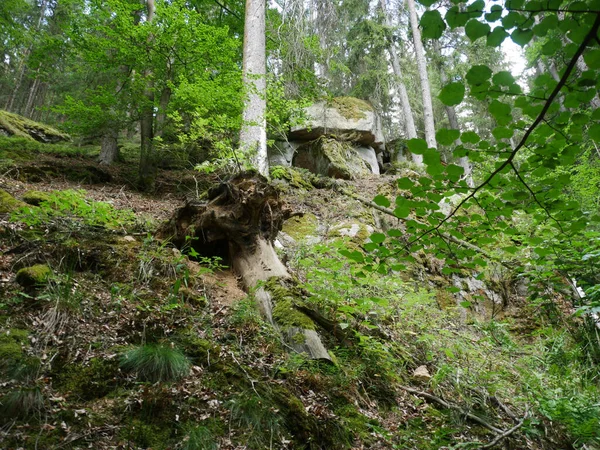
[0,137,599,449]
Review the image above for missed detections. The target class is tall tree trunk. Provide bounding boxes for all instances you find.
[379,0,421,165]
[407,0,437,149]
[155,86,172,137]
[239,0,268,176]
[99,128,119,165]
[24,69,41,118]
[138,0,156,191]
[432,41,473,187]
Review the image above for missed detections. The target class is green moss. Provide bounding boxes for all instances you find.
[0,189,26,213]
[270,165,316,190]
[334,403,381,445]
[22,190,51,206]
[55,358,120,400]
[174,332,221,367]
[268,278,315,330]
[121,419,172,449]
[1,328,29,344]
[15,264,52,287]
[0,109,69,142]
[331,97,373,120]
[0,341,22,361]
[282,213,319,241]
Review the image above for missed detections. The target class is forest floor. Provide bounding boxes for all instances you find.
[0,137,598,449]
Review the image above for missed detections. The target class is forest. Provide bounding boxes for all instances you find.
[1,0,600,448]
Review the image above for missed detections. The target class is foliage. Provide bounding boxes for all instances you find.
[120,343,190,383]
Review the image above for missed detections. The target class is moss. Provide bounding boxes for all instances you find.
[270,165,316,190]
[0,189,26,213]
[15,264,51,287]
[282,213,319,241]
[22,190,51,206]
[334,403,381,445]
[0,109,69,142]
[436,289,456,309]
[330,97,373,120]
[121,419,172,449]
[268,278,315,330]
[0,340,22,361]
[174,332,221,367]
[55,358,120,401]
[1,328,29,343]
[179,286,207,307]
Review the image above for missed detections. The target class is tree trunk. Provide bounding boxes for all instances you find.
[407,0,437,149]
[138,0,156,191]
[155,86,172,137]
[379,0,421,165]
[158,173,331,361]
[99,128,119,165]
[24,71,41,118]
[239,0,268,176]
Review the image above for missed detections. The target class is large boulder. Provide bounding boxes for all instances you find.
[0,110,69,143]
[293,138,371,180]
[290,97,385,150]
[268,140,299,167]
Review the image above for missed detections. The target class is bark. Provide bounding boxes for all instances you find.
[158,173,331,360]
[379,0,421,165]
[99,128,119,165]
[406,0,437,149]
[138,0,156,191]
[239,0,268,176]
[24,71,41,118]
[155,86,172,137]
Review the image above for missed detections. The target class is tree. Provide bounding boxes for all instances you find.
[239,0,268,176]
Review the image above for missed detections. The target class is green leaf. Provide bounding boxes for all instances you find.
[460,301,472,308]
[492,71,515,86]
[484,5,503,22]
[589,123,600,142]
[492,126,513,139]
[397,177,415,189]
[461,131,480,143]
[407,138,428,154]
[373,195,390,208]
[417,0,437,6]
[511,28,534,46]
[420,10,446,39]
[439,82,466,106]
[436,128,461,145]
[489,100,512,125]
[465,19,491,41]
[370,232,386,244]
[446,6,470,28]
[487,26,509,46]
[394,207,410,219]
[466,64,493,85]
[447,164,465,182]
[541,37,562,55]
[583,49,600,70]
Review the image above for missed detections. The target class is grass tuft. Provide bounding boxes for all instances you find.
[181,425,218,450]
[120,343,190,382]
[0,387,44,419]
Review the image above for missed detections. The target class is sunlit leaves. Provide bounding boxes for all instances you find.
[511,28,534,46]
[487,26,509,46]
[466,65,492,85]
[489,100,512,125]
[420,10,446,39]
[589,124,600,143]
[373,195,390,208]
[436,128,461,145]
[465,19,490,41]
[439,82,466,106]
[407,138,428,154]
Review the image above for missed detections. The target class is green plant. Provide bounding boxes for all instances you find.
[0,387,44,419]
[181,425,218,450]
[11,189,136,230]
[228,390,283,447]
[120,343,190,382]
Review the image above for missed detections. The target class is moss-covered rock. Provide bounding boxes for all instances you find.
[0,189,26,213]
[294,138,370,180]
[22,190,50,206]
[268,278,315,331]
[331,97,373,120]
[15,264,51,287]
[0,109,69,143]
[270,165,316,190]
[282,213,319,241]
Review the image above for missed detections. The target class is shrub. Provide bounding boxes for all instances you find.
[120,343,190,382]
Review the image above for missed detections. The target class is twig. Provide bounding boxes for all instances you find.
[478,413,528,449]
[399,385,503,434]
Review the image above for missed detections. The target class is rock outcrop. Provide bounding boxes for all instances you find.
[0,110,69,143]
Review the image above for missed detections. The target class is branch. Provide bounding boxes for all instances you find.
[478,413,528,449]
[399,385,503,434]
[407,12,600,247]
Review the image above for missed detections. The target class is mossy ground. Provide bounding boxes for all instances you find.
[330,97,373,120]
[0,129,597,449]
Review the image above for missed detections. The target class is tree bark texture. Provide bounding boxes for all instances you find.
[239,0,268,176]
[407,0,437,149]
[99,128,119,165]
[379,0,422,165]
[158,173,331,360]
[138,0,157,191]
